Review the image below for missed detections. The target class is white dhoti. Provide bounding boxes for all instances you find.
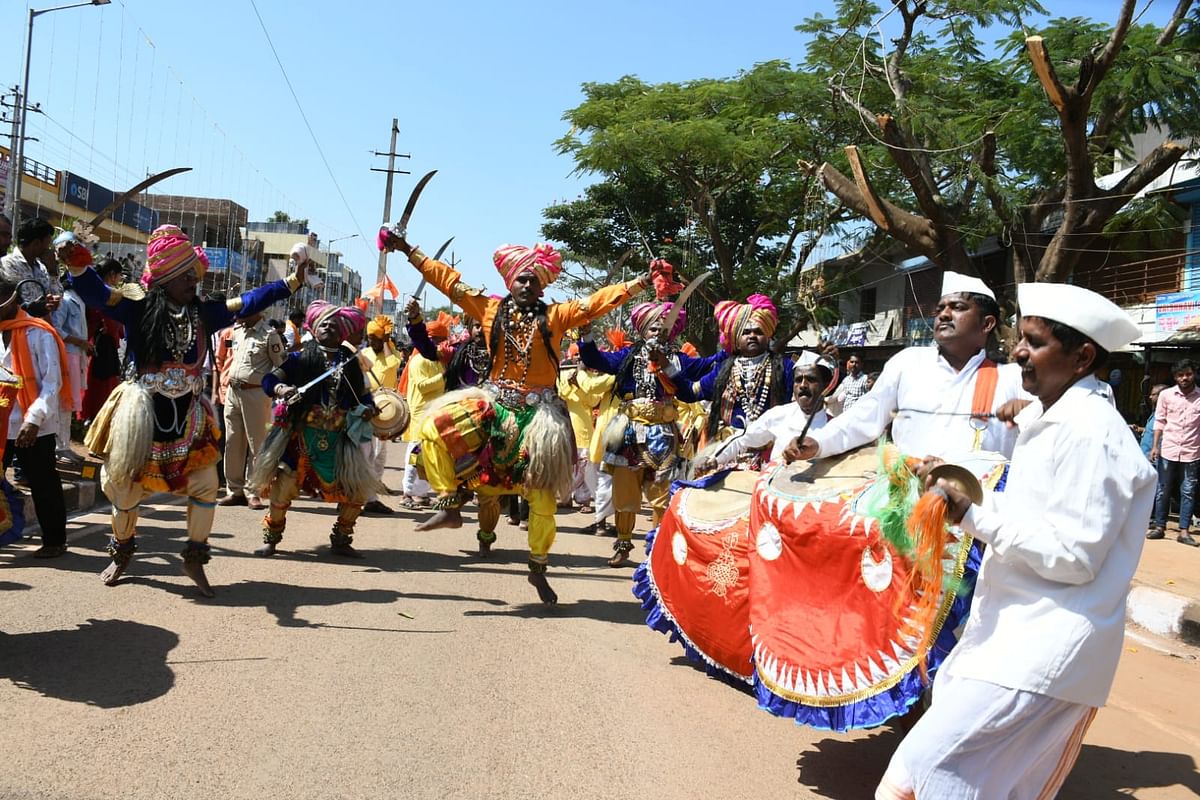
[593,468,613,522]
[365,438,388,503]
[875,674,1096,800]
[402,440,430,498]
[569,447,596,505]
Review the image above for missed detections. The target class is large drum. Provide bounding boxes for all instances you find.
[633,468,761,684]
[747,447,1004,731]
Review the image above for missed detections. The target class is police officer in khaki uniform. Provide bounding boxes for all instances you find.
[219,312,285,508]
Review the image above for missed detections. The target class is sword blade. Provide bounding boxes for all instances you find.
[659,271,712,340]
[88,167,192,229]
[413,236,454,301]
[396,170,437,235]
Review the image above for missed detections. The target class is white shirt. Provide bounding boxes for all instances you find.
[947,375,1156,707]
[810,346,1029,459]
[716,401,828,466]
[0,325,63,439]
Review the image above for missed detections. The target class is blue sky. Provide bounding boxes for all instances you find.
[3,0,1174,301]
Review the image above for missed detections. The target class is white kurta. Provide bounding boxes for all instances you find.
[949,374,1156,706]
[715,402,828,466]
[0,326,63,440]
[809,346,1029,459]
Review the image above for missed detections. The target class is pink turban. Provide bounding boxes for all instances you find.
[306,300,366,339]
[493,243,562,291]
[629,301,686,340]
[714,294,778,353]
[142,225,209,289]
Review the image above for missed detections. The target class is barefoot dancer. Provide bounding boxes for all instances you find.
[382,232,651,603]
[70,225,309,596]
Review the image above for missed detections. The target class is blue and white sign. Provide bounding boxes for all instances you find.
[1155,290,1200,332]
[59,171,159,233]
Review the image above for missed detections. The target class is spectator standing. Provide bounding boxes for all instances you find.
[81,259,127,424]
[51,268,90,457]
[832,354,870,413]
[219,313,284,508]
[0,278,70,557]
[1140,383,1169,458]
[211,324,236,490]
[0,217,62,313]
[1148,360,1200,546]
[284,310,305,352]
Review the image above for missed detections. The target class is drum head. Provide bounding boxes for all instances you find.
[370,388,410,438]
[677,469,760,529]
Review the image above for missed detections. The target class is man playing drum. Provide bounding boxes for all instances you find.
[381,232,654,604]
[876,283,1155,800]
[699,350,835,472]
[786,272,1029,463]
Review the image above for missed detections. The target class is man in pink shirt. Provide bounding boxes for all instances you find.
[1149,359,1200,546]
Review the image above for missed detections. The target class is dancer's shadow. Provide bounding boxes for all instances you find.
[1059,745,1200,798]
[129,577,408,629]
[0,618,177,707]
[795,729,903,798]
[464,597,647,625]
[0,581,31,591]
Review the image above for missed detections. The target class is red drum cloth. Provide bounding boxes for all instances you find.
[639,469,761,683]
[747,449,1003,730]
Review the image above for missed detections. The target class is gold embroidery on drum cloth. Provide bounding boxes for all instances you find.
[705,531,741,598]
[753,531,976,707]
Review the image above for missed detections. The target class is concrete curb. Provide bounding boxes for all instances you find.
[1127,584,1200,647]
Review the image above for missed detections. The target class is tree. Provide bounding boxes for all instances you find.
[268,210,310,229]
[803,0,1199,292]
[550,61,856,339]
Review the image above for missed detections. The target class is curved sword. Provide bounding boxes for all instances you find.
[658,270,712,344]
[395,170,437,238]
[413,235,454,300]
[88,167,192,229]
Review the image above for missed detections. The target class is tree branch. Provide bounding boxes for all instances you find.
[1087,0,1137,98]
[1024,36,1070,113]
[818,156,939,254]
[876,112,945,223]
[1158,0,1196,45]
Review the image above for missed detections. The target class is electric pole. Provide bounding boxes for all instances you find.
[370,118,410,316]
[2,85,40,227]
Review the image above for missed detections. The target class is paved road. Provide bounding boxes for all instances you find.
[1,454,1197,799]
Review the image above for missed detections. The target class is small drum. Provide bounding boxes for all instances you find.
[633,468,762,684]
[370,387,411,439]
[746,447,1003,731]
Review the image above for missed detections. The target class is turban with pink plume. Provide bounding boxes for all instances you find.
[142,225,209,288]
[493,243,562,291]
[714,294,778,353]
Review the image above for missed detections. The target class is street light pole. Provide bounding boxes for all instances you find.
[324,233,358,304]
[7,0,111,228]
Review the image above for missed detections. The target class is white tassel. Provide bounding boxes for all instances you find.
[523,401,576,496]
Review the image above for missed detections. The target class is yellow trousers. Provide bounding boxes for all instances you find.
[610,465,671,542]
[420,416,556,563]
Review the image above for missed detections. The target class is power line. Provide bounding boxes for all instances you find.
[247,0,371,261]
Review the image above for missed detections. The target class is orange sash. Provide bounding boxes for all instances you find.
[969,359,998,450]
[0,310,73,418]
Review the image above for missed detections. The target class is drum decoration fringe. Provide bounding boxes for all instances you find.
[753,541,982,732]
[631,468,754,689]
[860,440,922,557]
[905,491,957,680]
[0,478,27,547]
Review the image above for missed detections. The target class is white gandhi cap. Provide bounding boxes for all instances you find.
[940,271,995,301]
[1018,282,1141,353]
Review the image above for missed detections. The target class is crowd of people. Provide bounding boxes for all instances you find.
[0,207,1174,798]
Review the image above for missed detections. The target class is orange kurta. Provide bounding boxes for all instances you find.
[410,252,645,390]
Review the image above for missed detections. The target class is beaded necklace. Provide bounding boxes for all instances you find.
[732,353,772,422]
[164,303,200,364]
[463,339,491,377]
[500,301,538,386]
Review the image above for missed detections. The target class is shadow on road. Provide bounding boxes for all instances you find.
[795,729,901,799]
[464,597,648,625]
[0,618,177,708]
[1059,745,1200,798]
[128,577,408,628]
[0,580,31,591]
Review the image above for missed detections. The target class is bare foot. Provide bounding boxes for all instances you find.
[254,541,278,557]
[607,550,631,568]
[100,559,128,587]
[181,560,216,598]
[416,507,463,531]
[527,572,558,605]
